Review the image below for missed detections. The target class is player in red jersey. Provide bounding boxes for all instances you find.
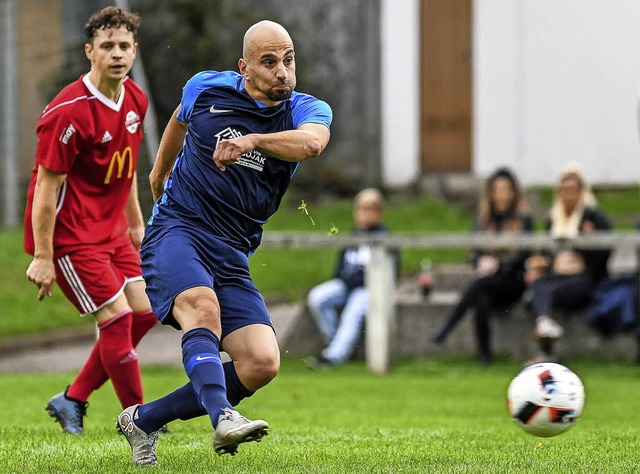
[24,6,157,435]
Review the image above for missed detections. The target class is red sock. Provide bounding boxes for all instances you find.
[67,343,107,403]
[131,310,158,345]
[97,310,143,408]
[67,310,157,404]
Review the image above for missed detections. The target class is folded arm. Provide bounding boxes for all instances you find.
[213,122,330,171]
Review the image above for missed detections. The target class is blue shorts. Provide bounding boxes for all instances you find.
[140,223,273,339]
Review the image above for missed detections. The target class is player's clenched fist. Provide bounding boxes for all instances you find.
[213,135,256,171]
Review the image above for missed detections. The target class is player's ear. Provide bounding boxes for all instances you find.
[238,58,248,77]
[84,42,93,61]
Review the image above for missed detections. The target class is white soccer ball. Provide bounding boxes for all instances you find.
[507,362,585,437]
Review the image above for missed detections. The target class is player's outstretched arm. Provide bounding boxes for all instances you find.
[149,106,187,201]
[213,123,329,171]
[26,165,66,300]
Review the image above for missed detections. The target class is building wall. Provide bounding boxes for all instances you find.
[15,0,640,201]
[474,0,640,186]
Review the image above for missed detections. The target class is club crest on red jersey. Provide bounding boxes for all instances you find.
[125,111,141,134]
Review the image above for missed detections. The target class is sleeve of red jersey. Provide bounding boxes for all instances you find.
[34,108,84,175]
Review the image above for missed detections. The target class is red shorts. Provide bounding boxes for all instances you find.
[54,233,143,316]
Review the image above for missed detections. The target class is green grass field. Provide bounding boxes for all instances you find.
[0,356,639,473]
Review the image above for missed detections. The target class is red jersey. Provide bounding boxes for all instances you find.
[24,74,148,256]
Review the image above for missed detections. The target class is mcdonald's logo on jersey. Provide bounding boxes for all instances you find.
[104,146,134,184]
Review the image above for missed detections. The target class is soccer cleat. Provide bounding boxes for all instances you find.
[534,316,564,340]
[429,327,448,344]
[477,352,493,367]
[116,405,159,466]
[213,408,269,456]
[304,355,335,370]
[45,390,88,435]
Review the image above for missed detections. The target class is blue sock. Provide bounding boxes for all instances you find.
[135,382,206,434]
[223,361,254,406]
[181,328,231,428]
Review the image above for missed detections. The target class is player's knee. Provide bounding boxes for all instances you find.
[249,352,280,386]
[174,291,221,332]
[261,354,280,383]
[307,286,325,309]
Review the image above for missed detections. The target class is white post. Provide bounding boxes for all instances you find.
[365,245,396,374]
[1,0,18,228]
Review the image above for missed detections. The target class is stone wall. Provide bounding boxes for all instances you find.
[283,269,640,364]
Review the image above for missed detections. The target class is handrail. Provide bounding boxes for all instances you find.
[260,231,640,250]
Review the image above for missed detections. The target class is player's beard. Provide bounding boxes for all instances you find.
[268,85,292,102]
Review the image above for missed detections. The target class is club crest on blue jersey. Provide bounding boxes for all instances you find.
[215,126,266,172]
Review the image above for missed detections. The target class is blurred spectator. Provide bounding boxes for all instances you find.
[430,167,534,365]
[306,188,398,369]
[525,163,612,364]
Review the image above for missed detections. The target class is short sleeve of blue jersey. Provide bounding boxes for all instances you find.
[290,93,332,130]
[177,71,240,124]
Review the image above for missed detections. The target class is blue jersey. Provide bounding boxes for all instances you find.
[149,70,332,254]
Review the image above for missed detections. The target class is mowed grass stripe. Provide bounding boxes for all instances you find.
[0,357,639,473]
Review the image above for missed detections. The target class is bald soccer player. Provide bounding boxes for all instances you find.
[115,20,332,465]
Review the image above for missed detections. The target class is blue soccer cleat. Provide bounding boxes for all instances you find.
[45,389,88,435]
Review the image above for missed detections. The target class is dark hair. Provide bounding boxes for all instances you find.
[477,166,527,231]
[485,167,520,195]
[84,7,140,43]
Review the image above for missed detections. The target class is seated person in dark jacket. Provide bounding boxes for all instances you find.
[306,188,398,369]
[525,163,612,364]
[430,167,534,365]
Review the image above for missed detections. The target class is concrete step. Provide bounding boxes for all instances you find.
[428,264,474,292]
[288,250,640,363]
[283,284,640,363]
[395,295,639,361]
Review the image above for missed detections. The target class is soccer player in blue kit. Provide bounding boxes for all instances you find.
[116,20,332,465]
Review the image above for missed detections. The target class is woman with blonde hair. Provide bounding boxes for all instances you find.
[526,163,612,363]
